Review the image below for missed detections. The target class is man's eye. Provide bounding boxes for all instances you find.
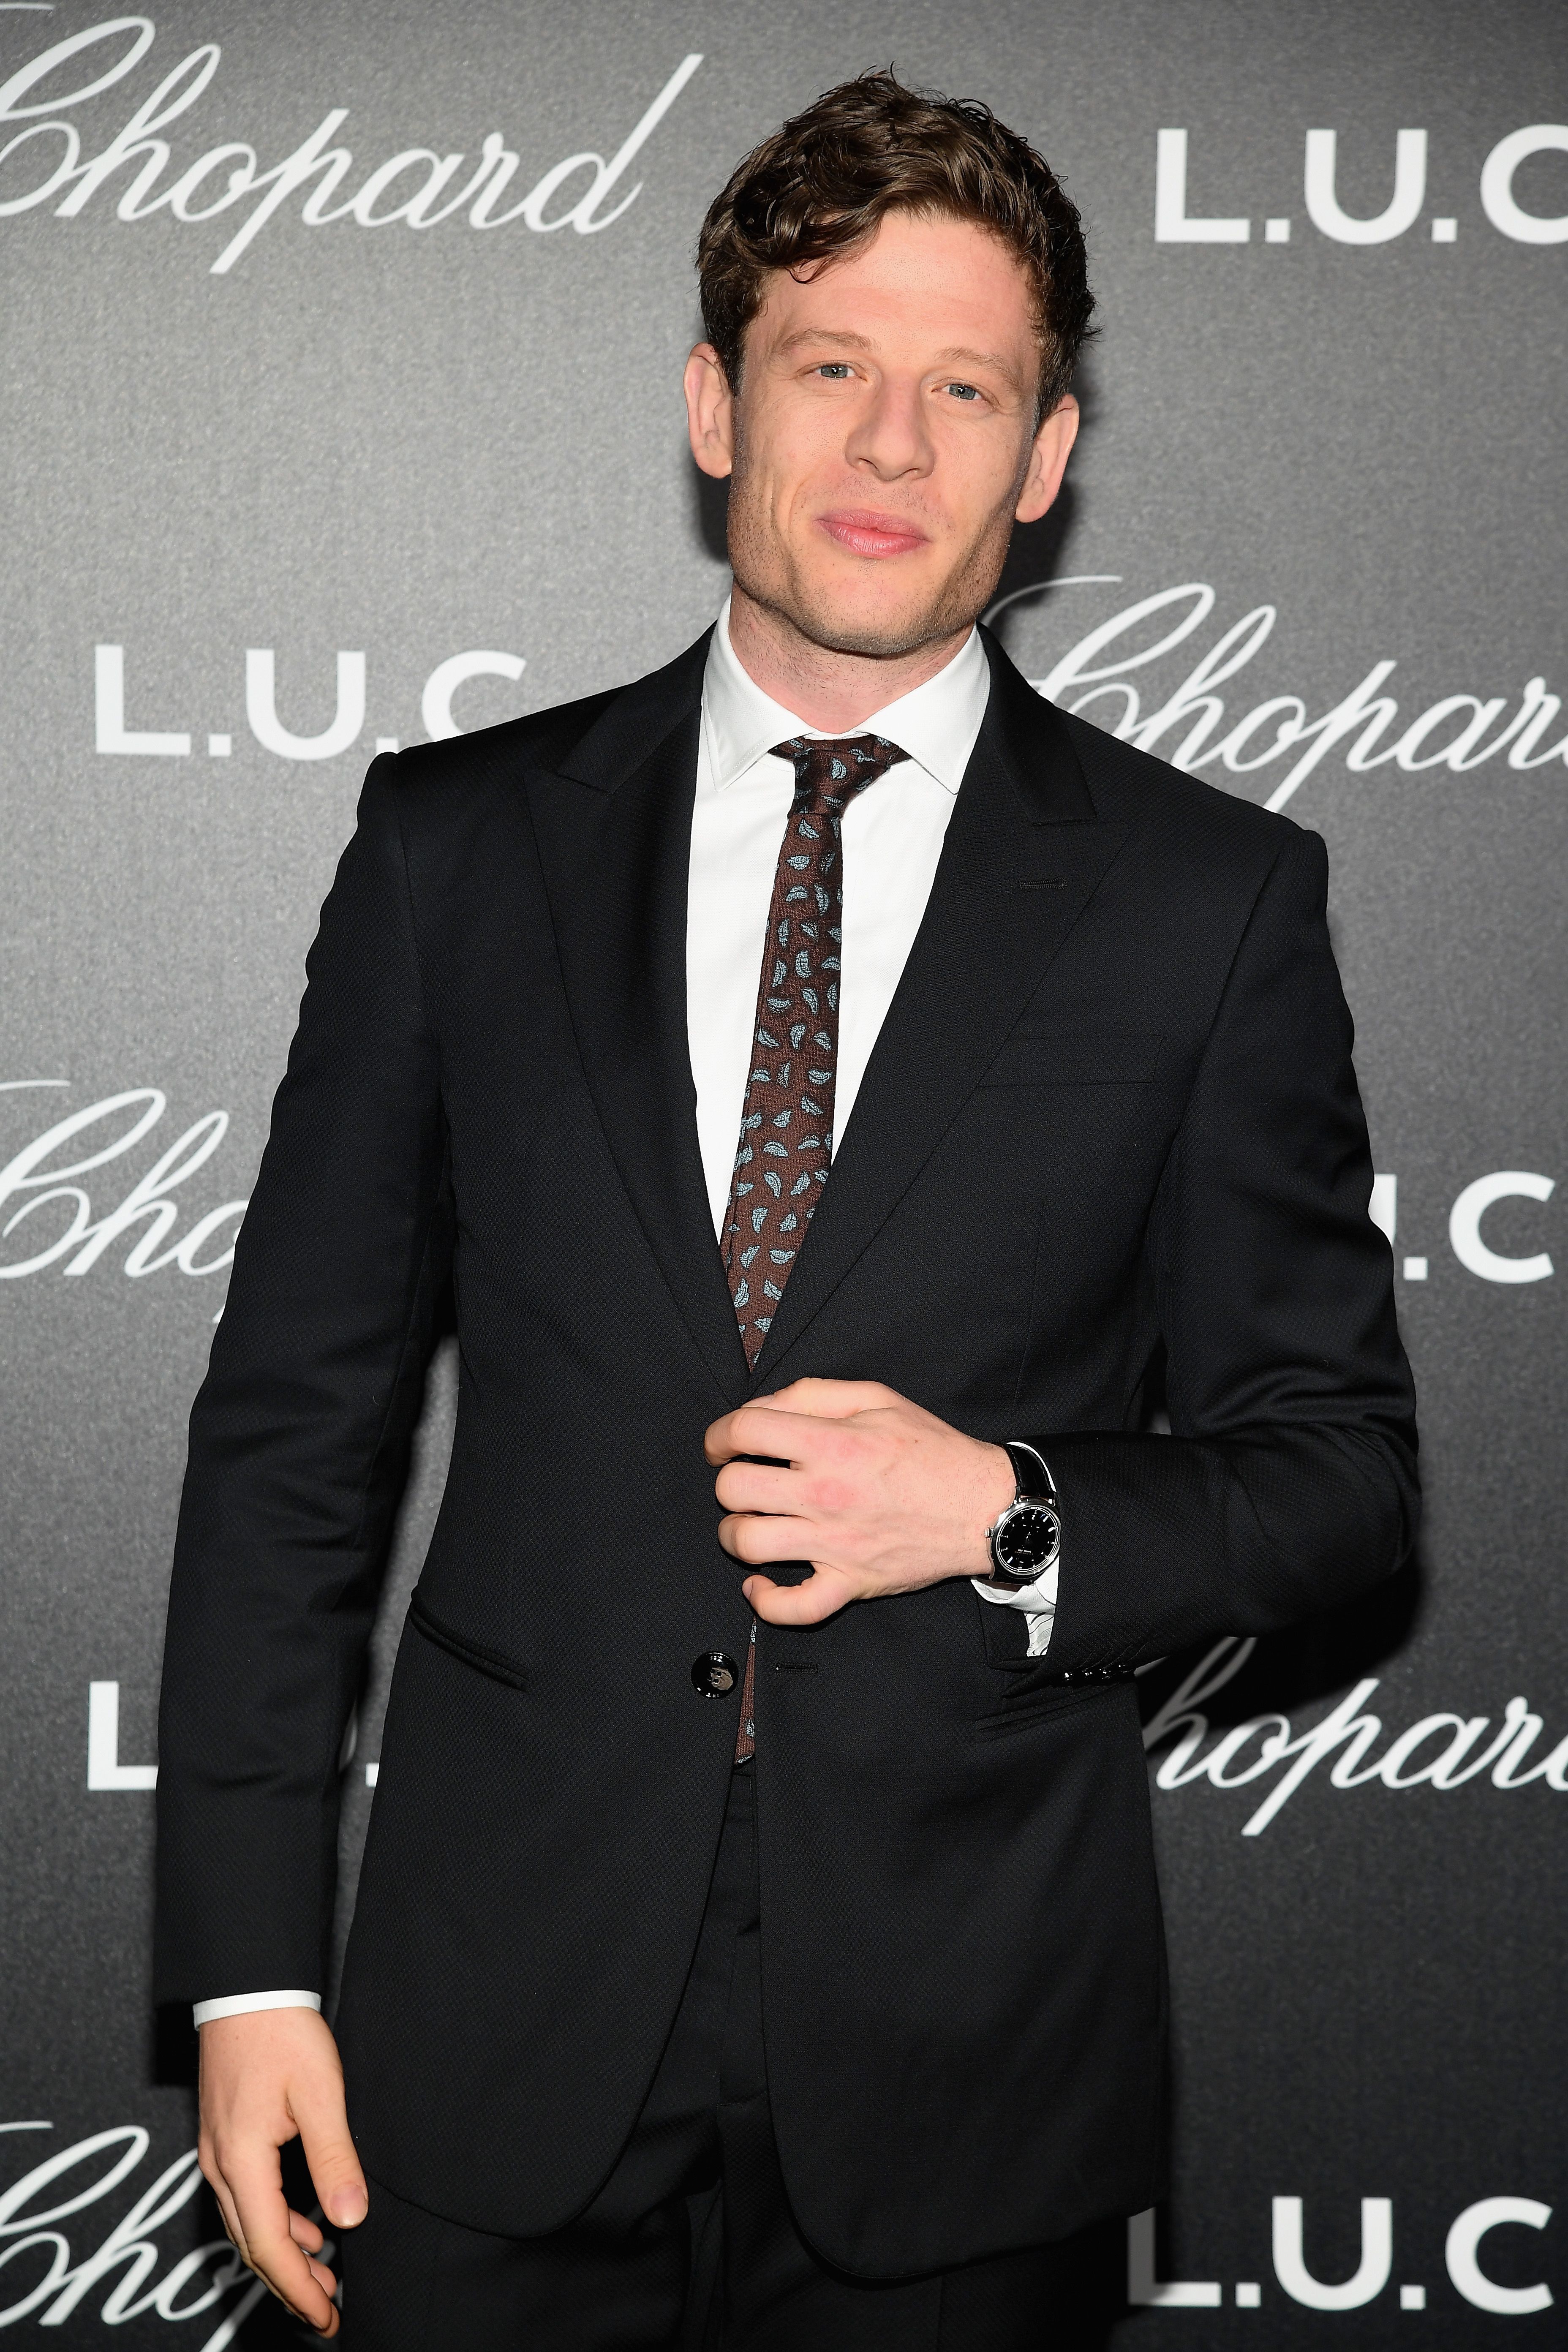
[815,363,853,380]
[944,381,981,401]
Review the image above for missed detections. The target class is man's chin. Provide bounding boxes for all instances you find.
[756,581,980,664]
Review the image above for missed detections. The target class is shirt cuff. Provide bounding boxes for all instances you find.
[972,1562,1058,1658]
[193,1990,322,2028]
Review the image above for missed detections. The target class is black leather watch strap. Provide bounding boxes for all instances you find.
[1003,1440,1055,1503]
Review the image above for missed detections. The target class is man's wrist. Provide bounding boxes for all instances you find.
[971,1441,1019,1576]
[193,1990,321,2028]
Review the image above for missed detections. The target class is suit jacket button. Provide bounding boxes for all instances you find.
[692,1652,739,1698]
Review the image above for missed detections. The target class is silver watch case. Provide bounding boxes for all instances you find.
[986,1443,1061,1586]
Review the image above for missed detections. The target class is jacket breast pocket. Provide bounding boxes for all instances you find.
[977,1028,1169,1089]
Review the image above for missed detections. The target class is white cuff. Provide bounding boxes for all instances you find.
[972,1562,1058,1658]
[193,1990,322,2027]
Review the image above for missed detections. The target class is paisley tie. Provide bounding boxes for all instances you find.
[724,732,910,1758]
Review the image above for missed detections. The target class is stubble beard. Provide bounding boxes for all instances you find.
[724,457,1017,665]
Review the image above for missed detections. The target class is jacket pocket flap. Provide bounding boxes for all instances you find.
[408,1587,529,1690]
[967,1680,1123,1740]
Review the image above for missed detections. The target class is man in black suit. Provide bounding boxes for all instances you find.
[156,70,1417,2350]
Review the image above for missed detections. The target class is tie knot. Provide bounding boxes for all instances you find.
[770,733,910,813]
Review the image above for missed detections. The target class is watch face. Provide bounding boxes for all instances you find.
[994,1501,1061,1578]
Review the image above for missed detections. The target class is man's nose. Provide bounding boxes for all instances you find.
[843,378,933,479]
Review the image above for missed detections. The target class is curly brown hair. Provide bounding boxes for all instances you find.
[697,71,1094,421]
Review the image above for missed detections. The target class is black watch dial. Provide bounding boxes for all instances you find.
[993,1500,1061,1579]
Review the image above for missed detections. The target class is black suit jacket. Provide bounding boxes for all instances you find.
[155,626,1417,2273]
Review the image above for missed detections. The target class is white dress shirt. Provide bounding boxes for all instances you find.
[689,599,988,1232]
[193,599,1055,2027]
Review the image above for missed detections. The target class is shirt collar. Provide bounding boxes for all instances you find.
[700,594,990,798]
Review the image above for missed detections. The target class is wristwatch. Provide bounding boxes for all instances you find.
[985,1441,1062,1586]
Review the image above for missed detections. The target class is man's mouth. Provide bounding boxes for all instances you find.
[817,510,930,559]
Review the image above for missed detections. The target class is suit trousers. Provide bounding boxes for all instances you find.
[340,1762,1093,2349]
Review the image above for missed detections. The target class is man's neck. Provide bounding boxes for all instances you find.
[725,583,972,733]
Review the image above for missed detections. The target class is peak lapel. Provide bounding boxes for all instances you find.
[757,634,1130,1382]
[526,635,750,1401]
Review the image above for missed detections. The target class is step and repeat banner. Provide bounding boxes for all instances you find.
[1,0,1563,2342]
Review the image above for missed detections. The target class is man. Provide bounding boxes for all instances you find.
[156,70,1418,2350]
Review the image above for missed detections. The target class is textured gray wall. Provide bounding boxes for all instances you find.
[1,0,1564,2340]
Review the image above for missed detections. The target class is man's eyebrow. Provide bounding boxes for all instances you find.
[930,344,1020,379]
[775,328,877,355]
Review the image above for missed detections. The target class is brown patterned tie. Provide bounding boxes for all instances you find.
[724,732,910,1758]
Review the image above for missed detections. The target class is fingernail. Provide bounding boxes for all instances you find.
[331,2192,367,2226]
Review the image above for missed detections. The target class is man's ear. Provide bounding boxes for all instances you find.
[1014,393,1080,525]
[685,343,735,480]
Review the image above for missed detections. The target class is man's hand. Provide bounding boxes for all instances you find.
[705,1378,1016,1625]
[198,2006,367,2337]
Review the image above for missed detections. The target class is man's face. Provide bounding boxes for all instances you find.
[687,209,1077,661]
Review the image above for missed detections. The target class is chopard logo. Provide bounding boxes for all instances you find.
[0,2126,1553,2330]
[0,1081,245,1303]
[993,576,1568,811]
[1141,1638,1568,1835]
[0,2120,275,2341]
[0,12,701,272]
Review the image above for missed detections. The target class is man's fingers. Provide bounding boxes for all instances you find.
[745,1566,857,1625]
[221,2149,340,2333]
[761,1377,898,1420]
[713,1459,796,1516]
[289,2208,326,2254]
[294,2085,369,2231]
[705,1403,798,1466]
[706,1400,856,1469]
[203,2161,250,2266]
[717,1511,821,1565]
[705,1385,890,1467]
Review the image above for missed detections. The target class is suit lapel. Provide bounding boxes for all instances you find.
[757,634,1130,1382]
[525,632,751,1400]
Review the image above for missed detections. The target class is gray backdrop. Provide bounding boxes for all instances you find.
[2,0,1564,2341]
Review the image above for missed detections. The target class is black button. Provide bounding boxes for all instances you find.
[692,1652,739,1698]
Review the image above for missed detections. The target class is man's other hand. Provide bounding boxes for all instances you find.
[198,2006,367,2337]
[705,1378,1016,1625]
